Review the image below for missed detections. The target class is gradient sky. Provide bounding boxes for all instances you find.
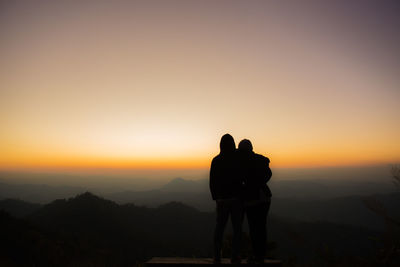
[1,0,399,172]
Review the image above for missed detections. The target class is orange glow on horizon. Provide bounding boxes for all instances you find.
[1,1,399,174]
[0,150,398,173]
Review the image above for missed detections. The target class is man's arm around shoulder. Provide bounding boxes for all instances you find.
[256,154,272,183]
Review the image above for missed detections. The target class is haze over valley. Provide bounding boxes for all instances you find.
[1,165,399,231]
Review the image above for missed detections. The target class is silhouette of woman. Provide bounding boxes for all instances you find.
[238,139,272,263]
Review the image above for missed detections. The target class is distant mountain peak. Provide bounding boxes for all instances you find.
[74,191,99,200]
[68,192,117,207]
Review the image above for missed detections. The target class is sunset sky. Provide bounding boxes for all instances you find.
[1,0,399,172]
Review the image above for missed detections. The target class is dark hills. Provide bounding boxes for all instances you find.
[0,198,41,217]
[1,177,400,232]
[0,181,85,203]
[105,179,400,231]
[270,192,400,230]
[0,192,391,266]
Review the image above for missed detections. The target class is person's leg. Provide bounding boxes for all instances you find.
[264,200,271,258]
[254,201,271,261]
[230,199,244,262]
[245,204,259,260]
[214,200,230,262]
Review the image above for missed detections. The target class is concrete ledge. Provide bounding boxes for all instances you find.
[146,257,282,266]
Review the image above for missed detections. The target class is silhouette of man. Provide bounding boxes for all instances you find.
[238,139,272,263]
[210,134,243,264]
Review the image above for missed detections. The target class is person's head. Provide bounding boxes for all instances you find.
[219,133,236,154]
[238,139,253,153]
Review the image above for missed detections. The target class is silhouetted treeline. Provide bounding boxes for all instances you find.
[1,193,215,266]
[0,192,398,266]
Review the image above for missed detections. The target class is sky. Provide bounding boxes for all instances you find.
[1,0,399,173]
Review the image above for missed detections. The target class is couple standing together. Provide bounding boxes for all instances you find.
[210,134,272,264]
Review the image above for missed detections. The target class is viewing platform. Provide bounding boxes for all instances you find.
[146,257,282,267]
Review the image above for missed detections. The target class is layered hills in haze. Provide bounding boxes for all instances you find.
[0,192,386,266]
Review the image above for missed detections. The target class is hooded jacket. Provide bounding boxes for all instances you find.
[209,135,242,200]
